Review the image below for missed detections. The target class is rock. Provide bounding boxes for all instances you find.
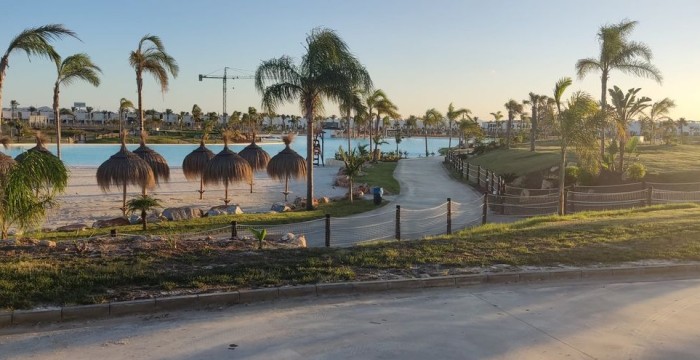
[56,223,88,232]
[353,190,365,198]
[334,175,350,187]
[320,196,330,204]
[207,205,243,217]
[541,179,555,189]
[39,240,56,248]
[279,233,296,242]
[128,214,142,225]
[271,202,291,212]
[92,217,130,228]
[294,197,319,208]
[162,207,203,221]
[146,213,163,224]
[0,239,18,246]
[292,235,307,248]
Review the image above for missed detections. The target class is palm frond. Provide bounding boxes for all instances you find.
[5,24,78,62]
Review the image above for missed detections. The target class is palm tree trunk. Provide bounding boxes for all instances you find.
[600,72,608,157]
[224,182,229,205]
[0,55,8,134]
[141,209,147,231]
[305,104,314,210]
[250,174,254,193]
[137,69,144,132]
[559,146,567,215]
[284,174,289,202]
[199,177,204,199]
[349,177,354,203]
[619,139,625,176]
[530,107,537,152]
[122,183,127,216]
[505,114,513,149]
[53,82,61,159]
[448,119,453,149]
[424,128,429,157]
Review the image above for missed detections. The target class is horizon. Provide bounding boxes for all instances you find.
[1,0,698,120]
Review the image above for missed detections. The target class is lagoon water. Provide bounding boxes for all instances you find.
[4,136,452,167]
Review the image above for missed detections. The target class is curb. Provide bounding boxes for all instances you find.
[3,264,699,327]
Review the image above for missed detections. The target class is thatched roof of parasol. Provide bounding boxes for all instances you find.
[203,132,252,186]
[238,140,270,171]
[15,132,53,162]
[96,136,155,192]
[267,134,307,180]
[182,138,214,181]
[133,131,170,184]
[0,136,16,177]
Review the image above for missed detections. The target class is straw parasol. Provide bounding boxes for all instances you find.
[203,132,252,205]
[96,134,155,215]
[238,139,270,193]
[0,137,16,178]
[14,132,53,162]
[182,137,214,199]
[267,134,307,201]
[133,131,170,194]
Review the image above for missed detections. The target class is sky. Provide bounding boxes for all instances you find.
[1,0,699,120]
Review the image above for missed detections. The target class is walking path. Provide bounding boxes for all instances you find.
[4,278,699,359]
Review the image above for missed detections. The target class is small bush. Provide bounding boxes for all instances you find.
[626,162,647,181]
[565,166,580,185]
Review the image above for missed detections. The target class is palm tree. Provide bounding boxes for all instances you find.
[126,195,161,231]
[339,88,367,152]
[422,108,443,156]
[0,24,78,134]
[119,98,134,133]
[338,146,365,202]
[52,53,101,159]
[524,93,543,151]
[365,89,399,160]
[575,20,662,156]
[405,115,418,136]
[446,103,471,149]
[504,99,524,149]
[677,117,688,143]
[490,111,504,138]
[129,34,179,132]
[641,98,675,144]
[191,104,202,128]
[255,28,372,210]
[608,86,651,172]
[553,77,599,215]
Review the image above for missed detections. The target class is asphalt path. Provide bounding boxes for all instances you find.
[3,278,700,359]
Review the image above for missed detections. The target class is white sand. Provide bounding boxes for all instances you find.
[44,165,348,229]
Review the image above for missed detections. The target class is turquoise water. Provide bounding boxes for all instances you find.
[4,136,452,167]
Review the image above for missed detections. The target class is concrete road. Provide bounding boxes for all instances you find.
[3,278,700,359]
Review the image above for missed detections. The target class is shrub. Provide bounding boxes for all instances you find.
[626,162,646,181]
[565,166,580,185]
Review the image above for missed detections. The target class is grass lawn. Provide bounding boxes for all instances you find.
[3,203,700,309]
[465,147,561,176]
[357,161,399,194]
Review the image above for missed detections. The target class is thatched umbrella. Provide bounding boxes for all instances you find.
[14,132,53,162]
[267,134,307,201]
[238,139,270,193]
[182,137,214,199]
[96,136,155,215]
[203,133,252,205]
[0,137,16,178]
[133,131,170,194]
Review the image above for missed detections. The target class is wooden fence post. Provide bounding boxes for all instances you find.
[482,195,488,225]
[466,162,470,182]
[231,221,237,239]
[447,198,452,235]
[325,214,331,247]
[476,165,481,187]
[395,205,401,241]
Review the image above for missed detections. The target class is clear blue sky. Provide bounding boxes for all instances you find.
[1,0,699,120]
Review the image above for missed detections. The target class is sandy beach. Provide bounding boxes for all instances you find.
[44,164,348,229]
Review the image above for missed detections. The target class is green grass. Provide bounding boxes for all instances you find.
[466,147,561,176]
[357,162,399,194]
[4,203,700,309]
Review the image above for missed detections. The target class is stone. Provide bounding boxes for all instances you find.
[92,217,130,228]
[162,207,203,221]
[271,202,291,212]
[292,235,307,248]
[56,223,88,232]
[39,240,56,248]
[320,197,331,204]
[294,197,319,208]
[353,190,365,198]
[334,175,350,187]
[128,214,142,224]
[279,233,295,242]
[541,179,555,189]
[207,205,243,217]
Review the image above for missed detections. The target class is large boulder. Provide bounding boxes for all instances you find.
[162,207,203,221]
[92,217,131,228]
[56,223,88,232]
[207,205,243,217]
[334,175,350,187]
[271,202,292,212]
[293,197,319,209]
[292,235,307,248]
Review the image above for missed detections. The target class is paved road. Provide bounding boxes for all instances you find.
[3,278,700,359]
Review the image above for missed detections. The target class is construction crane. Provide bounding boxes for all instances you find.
[198,67,253,117]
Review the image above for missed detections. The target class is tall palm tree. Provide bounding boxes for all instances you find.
[641,98,675,144]
[575,20,662,157]
[118,98,134,134]
[52,53,101,159]
[0,24,78,134]
[490,111,504,138]
[524,93,543,151]
[422,108,443,156]
[504,99,524,149]
[446,103,471,149]
[405,115,418,136]
[365,89,399,160]
[255,28,372,210]
[608,86,651,172]
[129,34,179,132]
[553,77,599,215]
[677,117,688,142]
[339,88,367,152]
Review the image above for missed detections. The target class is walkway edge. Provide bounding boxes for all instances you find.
[3,264,699,327]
